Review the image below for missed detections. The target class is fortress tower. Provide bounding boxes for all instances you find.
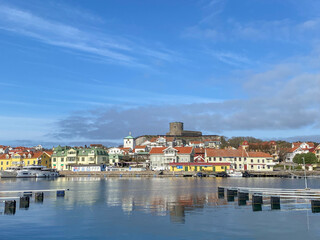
[166,122,202,137]
[167,122,184,136]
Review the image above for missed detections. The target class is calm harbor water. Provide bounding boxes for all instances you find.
[0,177,320,240]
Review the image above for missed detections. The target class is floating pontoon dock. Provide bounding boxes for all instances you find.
[218,186,320,212]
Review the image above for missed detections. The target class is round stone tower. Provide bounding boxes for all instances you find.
[169,122,184,136]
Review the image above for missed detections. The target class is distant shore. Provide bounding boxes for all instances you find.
[59,170,320,178]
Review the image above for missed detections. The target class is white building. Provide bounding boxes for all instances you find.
[123,133,135,149]
[149,146,194,170]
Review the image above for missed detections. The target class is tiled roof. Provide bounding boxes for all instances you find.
[135,145,146,149]
[206,149,247,157]
[247,152,272,158]
[149,147,193,155]
[0,154,10,160]
[174,147,193,154]
[44,150,53,156]
[149,147,167,154]
[194,148,205,154]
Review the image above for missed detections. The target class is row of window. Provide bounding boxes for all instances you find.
[53,157,96,162]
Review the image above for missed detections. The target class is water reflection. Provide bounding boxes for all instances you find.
[0,177,318,222]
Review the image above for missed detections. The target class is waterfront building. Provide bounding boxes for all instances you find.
[246,152,275,171]
[107,147,131,165]
[169,162,230,172]
[149,146,194,170]
[205,149,274,172]
[0,151,53,170]
[285,146,310,162]
[193,148,205,162]
[52,146,108,171]
[0,153,13,170]
[21,151,52,168]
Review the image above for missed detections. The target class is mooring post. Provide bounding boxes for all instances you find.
[227,189,235,202]
[35,192,44,202]
[218,187,225,199]
[57,190,65,197]
[311,200,320,213]
[252,194,263,212]
[19,196,30,209]
[5,200,16,215]
[238,192,248,206]
[271,196,281,210]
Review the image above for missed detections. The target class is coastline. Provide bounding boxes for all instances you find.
[58,170,320,178]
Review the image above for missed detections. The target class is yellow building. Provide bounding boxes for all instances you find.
[24,151,52,168]
[0,153,14,170]
[169,163,230,172]
[0,151,52,170]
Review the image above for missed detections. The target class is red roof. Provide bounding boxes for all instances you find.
[135,145,146,149]
[247,152,272,158]
[175,147,193,154]
[149,147,166,154]
[149,147,193,155]
[194,148,205,154]
[206,149,247,157]
[44,150,53,156]
[169,162,230,166]
[0,154,10,160]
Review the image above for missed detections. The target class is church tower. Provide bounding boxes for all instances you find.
[123,132,135,149]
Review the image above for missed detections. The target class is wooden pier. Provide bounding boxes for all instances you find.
[218,186,320,213]
[0,189,69,215]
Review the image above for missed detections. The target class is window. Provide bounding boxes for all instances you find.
[257,159,260,163]
[61,158,64,162]
[262,159,265,163]
[235,164,237,169]
[263,165,265,169]
[53,158,56,162]
[251,159,253,163]
[6,161,8,165]
[214,157,216,161]
[220,157,222,161]
[0,162,2,165]
[251,165,253,169]
[82,157,85,161]
[27,161,30,165]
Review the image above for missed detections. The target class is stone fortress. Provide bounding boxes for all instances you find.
[166,122,202,137]
[135,122,219,146]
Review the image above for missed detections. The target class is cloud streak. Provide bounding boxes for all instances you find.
[0,4,179,68]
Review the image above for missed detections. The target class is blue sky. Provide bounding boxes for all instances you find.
[0,0,320,146]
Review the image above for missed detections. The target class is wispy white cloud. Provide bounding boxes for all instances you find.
[210,51,253,66]
[0,4,180,68]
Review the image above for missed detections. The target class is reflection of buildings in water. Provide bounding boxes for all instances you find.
[29,177,230,223]
[122,196,134,214]
[52,177,105,209]
[169,205,185,223]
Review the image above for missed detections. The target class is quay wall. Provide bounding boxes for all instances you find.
[59,170,320,178]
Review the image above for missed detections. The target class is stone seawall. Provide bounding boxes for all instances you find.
[59,170,320,178]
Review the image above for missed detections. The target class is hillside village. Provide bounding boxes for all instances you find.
[0,122,320,173]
